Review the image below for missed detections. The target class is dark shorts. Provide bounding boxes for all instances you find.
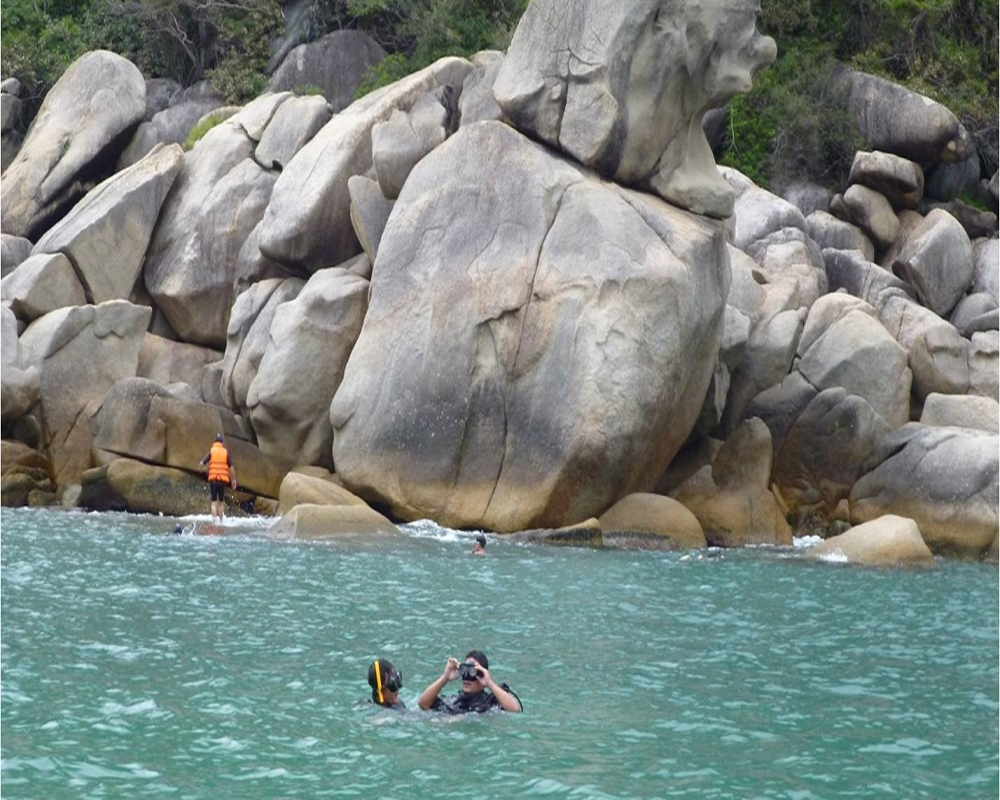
[209,481,227,501]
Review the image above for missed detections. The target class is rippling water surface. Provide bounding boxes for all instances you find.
[2,507,997,799]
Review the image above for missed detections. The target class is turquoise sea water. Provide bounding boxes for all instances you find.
[1,507,997,799]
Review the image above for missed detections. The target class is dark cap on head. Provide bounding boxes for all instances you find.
[475,534,486,546]
[464,650,489,669]
[214,433,224,443]
[368,657,402,704]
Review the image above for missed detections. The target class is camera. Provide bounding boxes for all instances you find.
[459,662,482,681]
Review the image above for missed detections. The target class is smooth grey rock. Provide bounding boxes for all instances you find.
[247,262,369,468]
[721,307,806,436]
[731,184,808,251]
[0,252,86,321]
[598,493,706,549]
[972,238,999,304]
[742,227,827,314]
[892,207,974,317]
[969,331,999,399]
[950,293,998,337]
[232,222,299,297]
[348,175,394,264]
[848,150,923,208]
[807,210,875,262]
[1,78,22,96]
[878,208,925,270]
[1,51,146,239]
[822,248,913,313]
[839,184,899,250]
[1,234,36,277]
[266,30,387,111]
[746,371,819,458]
[237,92,292,142]
[493,0,776,218]
[33,143,184,304]
[920,392,999,433]
[277,471,369,515]
[332,121,730,532]
[257,56,474,274]
[372,86,454,200]
[255,93,332,171]
[804,515,934,567]
[835,67,971,163]
[267,503,400,538]
[137,333,221,400]
[18,301,151,489]
[458,50,504,126]
[773,387,891,521]
[144,122,276,346]
[795,303,911,429]
[850,423,998,558]
[221,277,306,412]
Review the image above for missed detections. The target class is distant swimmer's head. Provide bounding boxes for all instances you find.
[214,433,225,443]
[368,658,403,707]
[472,534,486,554]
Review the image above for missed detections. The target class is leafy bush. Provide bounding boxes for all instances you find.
[183,110,234,150]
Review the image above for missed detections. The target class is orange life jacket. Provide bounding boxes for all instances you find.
[207,441,230,482]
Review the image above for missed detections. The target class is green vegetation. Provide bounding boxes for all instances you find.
[183,110,235,150]
[2,0,996,193]
[722,0,999,188]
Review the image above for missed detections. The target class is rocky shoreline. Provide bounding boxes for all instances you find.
[2,0,997,564]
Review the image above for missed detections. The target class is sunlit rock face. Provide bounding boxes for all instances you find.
[493,0,776,218]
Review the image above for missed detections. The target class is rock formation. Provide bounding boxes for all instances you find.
[0,3,996,558]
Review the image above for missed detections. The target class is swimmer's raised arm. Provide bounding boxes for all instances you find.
[478,665,522,713]
[418,656,459,709]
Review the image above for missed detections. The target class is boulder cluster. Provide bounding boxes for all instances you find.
[1,0,997,563]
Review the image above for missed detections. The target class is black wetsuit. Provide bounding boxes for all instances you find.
[429,690,503,715]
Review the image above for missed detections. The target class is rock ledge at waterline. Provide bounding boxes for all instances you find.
[1,0,998,562]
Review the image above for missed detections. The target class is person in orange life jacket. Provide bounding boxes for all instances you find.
[199,434,236,523]
[417,650,522,714]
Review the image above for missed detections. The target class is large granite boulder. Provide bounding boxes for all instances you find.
[256,56,474,273]
[136,333,221,400]
[919,393,999,433]
[144,119,275,347]
[266,31,387,111]
[1,252,86,322]
[277,470,369,514]
[892,208,974,318]
[493,0,776,218]
[849,423,998,559]
[835,67,971,164]
[804,515,934,567]
[254,94,332,171]
[267,503,400,538]
[1,51,146,239]
[792,294,911,428]
[332,121,729,531]
[79,457,210,516]
[17,301,151,490]
[32,143,183,304]
[246,262,369,468]
[597,493,706,550]
[848,150,924,209]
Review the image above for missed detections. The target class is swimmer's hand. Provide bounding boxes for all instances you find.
[443,656,460,682]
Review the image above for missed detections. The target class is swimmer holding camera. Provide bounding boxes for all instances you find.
[417,650,522,714]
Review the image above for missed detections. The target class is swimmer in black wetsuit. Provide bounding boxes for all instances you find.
[417,650,521,714]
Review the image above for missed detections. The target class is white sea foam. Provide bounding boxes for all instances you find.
[815,548,849,564]
[793,535,823,549]
[400,519,484,543]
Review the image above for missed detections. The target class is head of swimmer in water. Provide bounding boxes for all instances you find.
[368,658,403,707]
